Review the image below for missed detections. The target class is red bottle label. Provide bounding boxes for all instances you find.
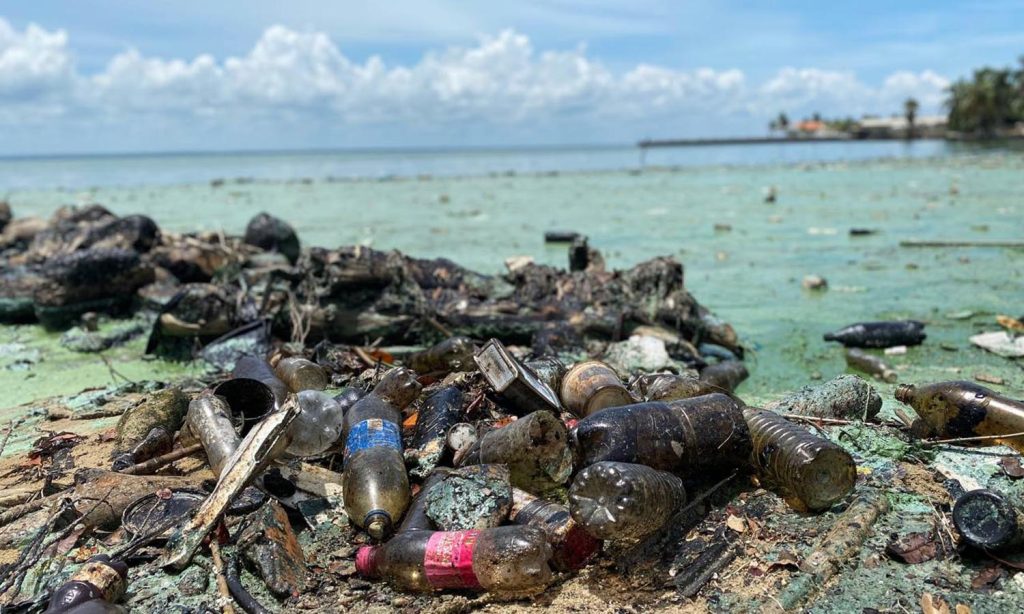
[423,530,482,589]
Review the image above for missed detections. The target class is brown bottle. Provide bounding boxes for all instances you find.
[895,381,1024,453]
[407,337,477,375]
[342,367,422,539]
[698,360,748,393]
[408,386,463,478]
[458,410,572,491]
[274,356,328,392]
[743,408,856,512]
[44,554,127,613]
[560,361,634,417]
[845,348,897,383]
[356,526,553,596]
[571,394,751,476]
[568,461,686,541]
[510,487,600,570]
[398,469,450,532]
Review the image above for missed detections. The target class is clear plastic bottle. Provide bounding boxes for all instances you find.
[356,525,553,596]
[895,381,1024,453]
[44,554,127,613]
[459,410,572,491]
[824,320,926,348]
[274,356,328,392]
[407,337,476,375]
[343,367,422,539]
[743,408,856,512]
[568,461,686,541]
[560,361,634,417]
[571,393,751,476]
[698,360,748,393]
[510,487,600,570]
[630,372,718,403]
[284,390,345,458]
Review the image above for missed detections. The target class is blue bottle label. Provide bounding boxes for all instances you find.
[345,419,402,463]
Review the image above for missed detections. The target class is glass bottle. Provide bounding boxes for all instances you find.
[895,381,1024,453]
[823,320,926,348]
[698,360,748,393]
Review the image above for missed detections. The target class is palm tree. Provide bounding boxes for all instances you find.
[904,98,919,139]
[947,66,1020,136]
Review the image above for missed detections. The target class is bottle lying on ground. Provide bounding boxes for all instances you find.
[568,461,686,541]
[743,408,856,511]
[274,356,328,392]
[457,410,573,491]
[406,337,476,375]
[510,486,600,570]
[630,372,721,403]
[823,320,926,348]
[698,361,749,393]
[571,394,751,476]
[356,526,553,596]
[952,489,1024,551]
[343,367,422,539]
[398,469,450,532]
[895,381,1024,453]
[560,360,634,417]
[408,386,463,477]
[44,554,127,613]
[844,348,897,383]
[284,390,346,458]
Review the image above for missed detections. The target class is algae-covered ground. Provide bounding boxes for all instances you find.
[2,151,1023,612]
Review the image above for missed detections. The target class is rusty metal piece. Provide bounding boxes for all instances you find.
[158,402,298,571]
[474,339,561,414]
[240,501,308,598]
[560,361,633,417]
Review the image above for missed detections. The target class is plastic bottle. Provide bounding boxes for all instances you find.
[743,408,856,512]
[356,525,553,596]
[823,320,926,348]
[560,361,634,417]
[232,355,289,405]
[568,461,686,541]
[407,337,476,375]
[571,393,751,476]
[458,410,572,491]
[630,372,719,403]
[183,395,240,477]
[844,348,898,382]
[525,357,567,398]
[111,426,173,471]
[510,487,600,570]
[952,489,1024,551]
[408,386,463,476]
[284,390,346,458]
[44,554,127,613]
[274,356,328,392]
[698,361,749,393]
[398,469,450,532]
[895,381,1024,453]
[342,367,422,539]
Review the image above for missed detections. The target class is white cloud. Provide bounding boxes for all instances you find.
[0,16,953,147]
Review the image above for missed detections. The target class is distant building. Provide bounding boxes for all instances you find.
[855,115,946,138]
[789,120,847,139]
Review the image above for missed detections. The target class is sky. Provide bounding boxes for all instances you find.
[1,1,1022,155]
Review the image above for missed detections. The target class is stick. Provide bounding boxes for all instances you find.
[779,413,904,428]
[209,541,237,614]
[118,443,204,475]
[922,431,1024,447]
[900,240,1024,249]
[424,316,454,338]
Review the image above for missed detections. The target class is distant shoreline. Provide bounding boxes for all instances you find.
[638,136,945,148]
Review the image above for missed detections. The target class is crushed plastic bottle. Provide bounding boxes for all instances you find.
[284,390,346,458]
[744,408,856,511]
[823,320,926,348]
[569,461,686,541]
[510,486,600,570]
[274,356,328,392]
[407,336,477,374]
[952,489,1024,551]
[44,554,127,613]
[560,360,634,417]
[356,525,553,596]
[895,381,1024,453]
[342,367,422,539]
[699,360,749,393]
[571,393,751,476]
[458,410,572,491]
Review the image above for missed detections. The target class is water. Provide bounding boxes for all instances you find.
[3,142,1023,408]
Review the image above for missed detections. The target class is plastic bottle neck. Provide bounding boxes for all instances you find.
[894,384,916,404]
[355,546,382,578]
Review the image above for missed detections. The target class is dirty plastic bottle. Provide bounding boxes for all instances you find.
[183,395,240,477]
[510,487,600,570]
[284,390,345,458]
[525,357,567,398]
[274,356,328,392]
[111,426,173,471]
[895,381,1024,453]
[743,408,856,512]
[698,360,749,393]
[568,461,686,541]
[845,348,897,383]
[630,372,719,403]
[824,320,926,348]
[407,337,476,374]
[952,489,1024,551]
[356,525,553,596]
[342,367,422,539]
[408,386,463,477]
[232,355,289,405]
[45,554,127,613]
[458,410,572,491]
[571,394,751,476]
[399,469,451,532]
[560,361,634,417]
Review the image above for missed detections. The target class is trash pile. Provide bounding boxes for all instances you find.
[1,205,1023,612]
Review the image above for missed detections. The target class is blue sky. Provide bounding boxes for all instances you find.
[1,1,1022,154]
